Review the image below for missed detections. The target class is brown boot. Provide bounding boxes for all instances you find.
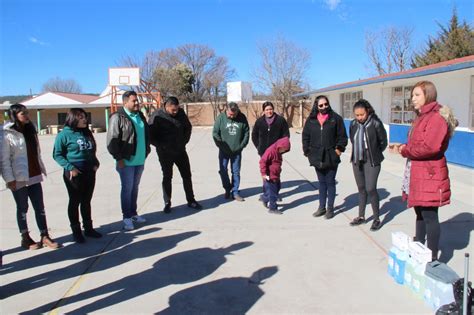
[40,234,61,249]
[21,233,40,250]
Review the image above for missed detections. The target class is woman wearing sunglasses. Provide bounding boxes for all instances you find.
[302,95,348,219]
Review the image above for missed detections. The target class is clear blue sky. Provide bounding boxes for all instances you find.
[1,0,472,96]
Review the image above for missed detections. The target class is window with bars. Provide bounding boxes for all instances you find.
[340,91,363,119]
[390,86,414,124]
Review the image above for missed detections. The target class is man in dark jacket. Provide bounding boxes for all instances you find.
[148,96,202,213]
[107,91,150,231]
[212,102,250,201]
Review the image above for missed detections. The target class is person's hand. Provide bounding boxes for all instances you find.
[398,144,406,154]
[117,160,125,169]
[70,168,81,180]
[7,181,16,191]
[335,148,342,156]
[389,143,401,154]
[262,175,270,181]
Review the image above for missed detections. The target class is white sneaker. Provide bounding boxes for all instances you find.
[123,218,134,231]
[132,215,146,223]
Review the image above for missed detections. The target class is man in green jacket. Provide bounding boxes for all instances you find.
[212,102,249,201]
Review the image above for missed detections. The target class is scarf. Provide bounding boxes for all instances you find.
[265,114,276,130]
[353,114,373,163]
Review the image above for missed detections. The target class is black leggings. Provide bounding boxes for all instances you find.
[64,170,96,228]
[352,163,381,219]
[414,206,440,260]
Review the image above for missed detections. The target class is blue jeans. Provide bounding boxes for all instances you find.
[218,150,241,196]
[116,165,144,219]
[11,183,48,234]
[315,167,338,210]
[262,180,280,210]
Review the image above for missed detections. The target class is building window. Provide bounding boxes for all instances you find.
[340,91,363,119]
[58,113,67,125]
[390,86,414,124]
[57,112,91,125]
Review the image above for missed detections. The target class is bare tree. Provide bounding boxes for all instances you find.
[365,26,414,75]
[253,35,311,126]
[119,44,234,115]
[203,56,235,119]
[41,77,82,93]
[176,44,222,102]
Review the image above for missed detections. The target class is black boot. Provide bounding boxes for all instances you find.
[71,224,85,243]
[83,221,102,238]
[325,207,335,219]
[21,232,40,250]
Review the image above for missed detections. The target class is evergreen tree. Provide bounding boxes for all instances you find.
[412,8,474,67]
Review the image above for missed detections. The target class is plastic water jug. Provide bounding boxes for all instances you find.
[388,247,398,278]
[411,262,426,299]
[404,256,416,288]
[424,275,437,309]
[394,249,408,284]
[432,281,455,311]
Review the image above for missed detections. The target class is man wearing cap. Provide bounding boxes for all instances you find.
[212,102,250,201]
[148,96,202,213]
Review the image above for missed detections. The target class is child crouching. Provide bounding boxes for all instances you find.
[259,137,291,214]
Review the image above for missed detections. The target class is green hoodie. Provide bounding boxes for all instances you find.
[212,112,250,156]
[53,126,99,171]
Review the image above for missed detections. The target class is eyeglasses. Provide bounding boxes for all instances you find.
[318,103,329,108]
[19,110,29,115]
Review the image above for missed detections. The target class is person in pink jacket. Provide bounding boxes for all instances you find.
[259,137,291,215]
[391,80,456,261]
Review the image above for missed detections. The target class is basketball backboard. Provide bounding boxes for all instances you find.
[109,67,140,86]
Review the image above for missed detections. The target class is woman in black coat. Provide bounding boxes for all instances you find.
[251,101,290,156]
[349,99,387,231]
[252,101,290,198]
[302,95,348,219]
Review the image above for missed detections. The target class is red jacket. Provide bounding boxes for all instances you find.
[259,137,291,181]
[401,102,451,207]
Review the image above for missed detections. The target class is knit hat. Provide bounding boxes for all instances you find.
[262,101,274,111]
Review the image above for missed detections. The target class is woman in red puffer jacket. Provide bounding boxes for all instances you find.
[392,80,456,261]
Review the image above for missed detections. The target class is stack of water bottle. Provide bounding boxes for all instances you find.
[388,231,456,311]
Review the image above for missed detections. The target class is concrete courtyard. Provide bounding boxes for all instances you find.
[1,127,473,314]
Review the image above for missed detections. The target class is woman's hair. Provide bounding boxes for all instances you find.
[64,108,88,130]
[313,95,330,107]
[353,99,375,115]
[411,81,437,104]
[7,103,36,135]
[64,108,96,147]
[262,101,274,111]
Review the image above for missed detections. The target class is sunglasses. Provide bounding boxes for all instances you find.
[318,103,329,108]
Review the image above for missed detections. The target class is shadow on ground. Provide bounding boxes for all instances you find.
[439,212,474,263]
[1,229,200,300]
[23,241,253,314]
[157,266,278,314]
